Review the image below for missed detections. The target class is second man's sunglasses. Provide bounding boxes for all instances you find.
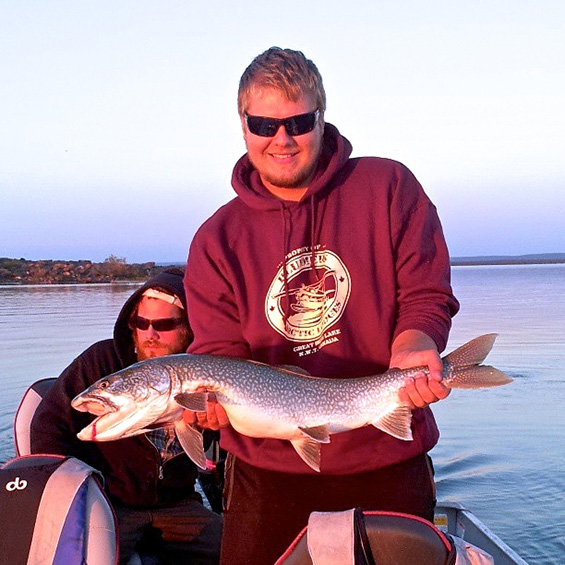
[245,109,319,137]
[129,315,184,332]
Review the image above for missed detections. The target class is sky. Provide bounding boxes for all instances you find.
[1,1,564,263]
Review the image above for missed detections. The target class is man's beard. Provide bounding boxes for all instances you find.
[132,326,191,361]
[135,339,176,361]
[246,141,322,192]
[253,158,318,191]
[261,167,314,189]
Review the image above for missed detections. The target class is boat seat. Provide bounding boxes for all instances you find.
[14,377,56,456]
[1,454,119,564]
[277,508,456,565]
[12,379,172,564]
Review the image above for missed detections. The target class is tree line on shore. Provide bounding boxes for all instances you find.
[2,253,563,285]
[0,256,181,285]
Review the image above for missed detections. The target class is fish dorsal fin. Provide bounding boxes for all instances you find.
[173,420,207,470]
[290,437,322,472]
[445,334,497,368]
[299,424,331,443]
[277,365,311,376]
[371,405,413,441]
[174,392,208,412]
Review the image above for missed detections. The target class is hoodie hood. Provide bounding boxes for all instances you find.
[231,123,353,210]
[230,123,353,326]
[113,268,187,365]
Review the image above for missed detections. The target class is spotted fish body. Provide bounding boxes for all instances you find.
[72,334,512,472]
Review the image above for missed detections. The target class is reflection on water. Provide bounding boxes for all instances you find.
[0,283,141,459]
[1,266,564,563]
[430,264,565,564]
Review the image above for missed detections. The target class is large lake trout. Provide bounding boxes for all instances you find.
[72,333,512,472]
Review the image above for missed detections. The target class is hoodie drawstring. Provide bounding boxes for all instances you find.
[310,195,317,279]
[281,204,290,326]
[280,196,319,327]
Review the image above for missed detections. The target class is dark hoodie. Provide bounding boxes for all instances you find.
[185,124,460,475]
[30,269,200,508]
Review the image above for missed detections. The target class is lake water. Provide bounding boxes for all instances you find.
[1,265,564,564]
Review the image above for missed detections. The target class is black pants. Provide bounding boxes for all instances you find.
[114,498,223,564]
[220,453,436,565]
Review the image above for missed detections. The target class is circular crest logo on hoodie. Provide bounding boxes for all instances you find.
[266,248,351,343]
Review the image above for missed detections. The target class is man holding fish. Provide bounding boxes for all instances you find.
[182,47,461,563]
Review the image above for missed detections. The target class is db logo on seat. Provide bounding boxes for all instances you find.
[5,476,28,491]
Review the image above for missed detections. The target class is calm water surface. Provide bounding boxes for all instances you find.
[1,265,564,564]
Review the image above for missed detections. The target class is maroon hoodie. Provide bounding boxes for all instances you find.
[185,124,459,475]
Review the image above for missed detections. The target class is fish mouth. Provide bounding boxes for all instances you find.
[72,395,132,442]
[71,395,118,416]
[75,404,140,441]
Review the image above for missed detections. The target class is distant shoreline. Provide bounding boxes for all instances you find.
[451,254,565,266]
[1,254,563,285]
[0,257,174,285]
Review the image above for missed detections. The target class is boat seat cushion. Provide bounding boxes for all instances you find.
[14,377,56,456]
[277,508,456,565]
[0,454,118,564]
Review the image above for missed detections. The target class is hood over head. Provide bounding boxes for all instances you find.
[113,268,188,365]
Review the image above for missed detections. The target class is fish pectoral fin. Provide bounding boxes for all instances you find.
[290,437,322,472]
[173,420,207,470]
[298,424,331,443]
[371,405,413,441]
[174,392,208,412]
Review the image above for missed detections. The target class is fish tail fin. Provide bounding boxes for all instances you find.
[448,365,513,389]
[444,333,498,368]
[443,334,513,389]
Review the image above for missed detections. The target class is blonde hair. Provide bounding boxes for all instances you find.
[238,47,326,117]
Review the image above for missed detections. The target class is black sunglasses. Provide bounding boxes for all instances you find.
[129,315,185,332]
[245,109,320,137]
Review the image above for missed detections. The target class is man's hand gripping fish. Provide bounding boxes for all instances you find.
[72,334,512,472]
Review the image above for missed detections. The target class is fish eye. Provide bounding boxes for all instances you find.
[99,380,110,389]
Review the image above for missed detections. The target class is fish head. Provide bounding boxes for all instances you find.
[71,359,176,441]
